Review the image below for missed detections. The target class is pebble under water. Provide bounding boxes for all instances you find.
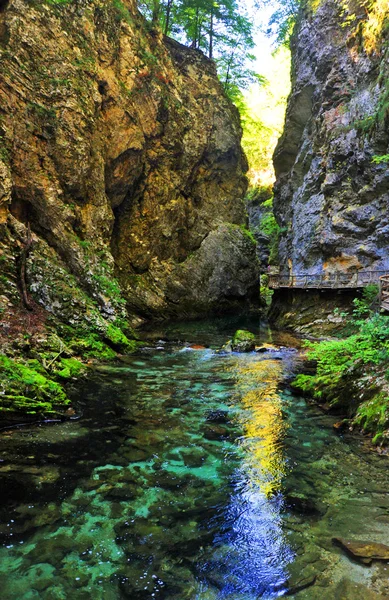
[1,318,389,599]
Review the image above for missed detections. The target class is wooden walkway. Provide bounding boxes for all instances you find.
[267,271,389,312]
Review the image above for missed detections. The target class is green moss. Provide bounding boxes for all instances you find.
[239,224,256,246]
[0,396,55,415]
[104,323,137,352]
[230,329,256,352]
[56,358,86,380]
[66,334,117,361]
[372,154,389,164]
[0,355,70,415]
[92,274,126,306]
[112,0,133,24]
[0,137,10,165]
[354,393,389,439]
[27,102,57,122]
[293,322,389,407]
[233,329,255,343]
[293,314,389,441]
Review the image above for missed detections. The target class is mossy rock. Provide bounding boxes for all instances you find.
[231,329,256,352]
[0,355,70,416]
[55,357,86,380]
[103,323,137,353]
[353,392,389,442]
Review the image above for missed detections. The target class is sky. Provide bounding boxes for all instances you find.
[251,2,284,78]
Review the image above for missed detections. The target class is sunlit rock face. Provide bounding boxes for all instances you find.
[0,0,257,326]
[273,0,389,278]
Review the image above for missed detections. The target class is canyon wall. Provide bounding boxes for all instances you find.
[274,0,389,279]
[0,0,257,352]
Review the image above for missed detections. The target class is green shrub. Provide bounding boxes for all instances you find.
[352,284,379,319]
[372,154,389,164]
[293,314,389,408]
[258,197,280,265]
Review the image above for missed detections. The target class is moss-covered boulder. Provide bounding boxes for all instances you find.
[231,330,256,352]
[0,355,71,417]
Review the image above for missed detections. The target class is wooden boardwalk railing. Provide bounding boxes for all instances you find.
[380,275,389,312]
[268,271,389,312]
[268,271,388,290]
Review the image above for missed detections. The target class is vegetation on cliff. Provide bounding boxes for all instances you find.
[294,289,389,445]
[139,0,258,100]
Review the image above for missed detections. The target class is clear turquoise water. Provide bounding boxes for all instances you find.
[0,319,389,599]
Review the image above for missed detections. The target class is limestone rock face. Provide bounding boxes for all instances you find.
[0,0,257,329]
[274,0,389,278]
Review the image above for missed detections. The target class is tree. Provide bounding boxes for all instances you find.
[256,0,301,46]
[137,0,259,101]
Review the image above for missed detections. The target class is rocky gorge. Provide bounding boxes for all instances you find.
[1,1,389,597]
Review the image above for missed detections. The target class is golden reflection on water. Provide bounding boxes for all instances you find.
[229,356,288,498]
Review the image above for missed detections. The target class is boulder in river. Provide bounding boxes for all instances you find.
[230,330,256,352]
[332,537,389,565]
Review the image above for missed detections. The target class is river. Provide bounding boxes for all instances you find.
[0,318,388,599]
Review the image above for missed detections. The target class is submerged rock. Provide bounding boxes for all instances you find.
[255,343,280,353]
[286,573,316,596]
[333,537,389,565]
[333,420,348,433]
[205,410,230,424]
[285,491,327,516]
[333,578,384,600]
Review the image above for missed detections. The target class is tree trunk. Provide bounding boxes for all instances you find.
[152,0,160,25]
[164,0,173,35]
[209,8,213,59]
[194,7,199,48]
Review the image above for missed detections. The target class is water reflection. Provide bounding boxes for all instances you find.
[231,357,287,498]
[199,355,293,598]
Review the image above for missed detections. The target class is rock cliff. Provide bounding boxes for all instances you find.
[274,0,389,279]
[0,0,257,416]
[0,0,257,328]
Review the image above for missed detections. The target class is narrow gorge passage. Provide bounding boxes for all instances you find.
[0,0,388,598]
[1,320,389,599]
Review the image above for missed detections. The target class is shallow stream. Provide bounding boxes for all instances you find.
[1,318,389,599]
